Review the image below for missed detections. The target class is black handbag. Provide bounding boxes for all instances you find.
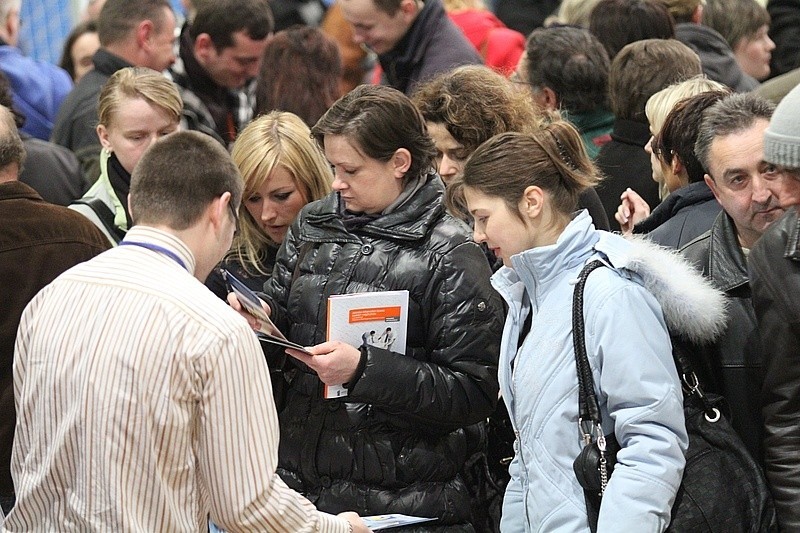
[571,260,777,532]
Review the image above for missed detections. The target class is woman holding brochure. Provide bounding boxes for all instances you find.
[233,85,503,530]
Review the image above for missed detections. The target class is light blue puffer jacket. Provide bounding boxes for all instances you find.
[492,210,726,532]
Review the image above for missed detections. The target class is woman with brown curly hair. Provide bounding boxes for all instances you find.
[412,65,610,229]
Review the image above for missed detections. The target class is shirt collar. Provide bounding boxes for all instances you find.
[122,226,197,275]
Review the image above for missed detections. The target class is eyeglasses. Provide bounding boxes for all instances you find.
[227,202,239,234]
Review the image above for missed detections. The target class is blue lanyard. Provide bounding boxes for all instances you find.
[118,241,188,272]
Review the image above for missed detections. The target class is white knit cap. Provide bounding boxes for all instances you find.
[764,84,800,169]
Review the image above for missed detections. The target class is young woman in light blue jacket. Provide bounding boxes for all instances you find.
[452,122,727,532]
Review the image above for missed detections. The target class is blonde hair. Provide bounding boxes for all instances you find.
[442,0,485,11]
[657,0,703,23]
[230,111,332,275]
[97,67,182,128]
[645,76,727,137]
[545,0,602,28]
[645,76,726,198]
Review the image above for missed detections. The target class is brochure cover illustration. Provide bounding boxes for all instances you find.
[324,290,409,398]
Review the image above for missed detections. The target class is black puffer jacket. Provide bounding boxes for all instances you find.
[634,181,721,249]
[263,174,503,528]
[749,208,800,531]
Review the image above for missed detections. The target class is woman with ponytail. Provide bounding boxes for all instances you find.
[455,121,727,532]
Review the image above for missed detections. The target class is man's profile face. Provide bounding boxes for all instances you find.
[339,0,415,55]
[705,118,784,249]
[197,30,269,89]
[145,7,178,72]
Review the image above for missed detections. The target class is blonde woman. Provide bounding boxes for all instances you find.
[70,67,181,245]
[615,77,728,246]
[206,111,332,299]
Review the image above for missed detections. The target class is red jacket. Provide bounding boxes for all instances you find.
[448,9,525,76]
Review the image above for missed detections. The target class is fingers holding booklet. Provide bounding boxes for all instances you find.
[221,268,313,356]
[285,340,362,387]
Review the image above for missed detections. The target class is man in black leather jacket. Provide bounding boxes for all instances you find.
[749,84,800,531]
[680,93,779,462]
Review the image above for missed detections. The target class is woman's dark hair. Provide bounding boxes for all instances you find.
[59,20,98,81]
[311,84,437,182]
[255,26,342,127]
[453,122,601,219]
[654,88,731,183]
[589,0,675,60]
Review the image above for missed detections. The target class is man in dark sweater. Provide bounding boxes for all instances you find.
[338,0,481,95]
[170,0,274,148]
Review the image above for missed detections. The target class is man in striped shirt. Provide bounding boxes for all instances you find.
[6,131,368,532]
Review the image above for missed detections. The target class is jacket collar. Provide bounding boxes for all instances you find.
[176,24,229,102]
[92,48,133,76]
[609,118,651,147]
[785,207,800,260]
[707,211,749,292]
[301,172,446,242]
[494,210,598,309]
[635,181,716,233]
[379,0,444,89]
[0,180,44,202]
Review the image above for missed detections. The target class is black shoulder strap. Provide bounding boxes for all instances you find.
[73,197,126,244]
[572,260,607,429]
[573,259,715,423]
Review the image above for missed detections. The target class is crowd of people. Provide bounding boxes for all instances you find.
[1,0,800,531]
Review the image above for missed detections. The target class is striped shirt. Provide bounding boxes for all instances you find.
[6,226,348,533]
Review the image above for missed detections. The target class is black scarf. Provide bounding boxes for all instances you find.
[107,152,133,229]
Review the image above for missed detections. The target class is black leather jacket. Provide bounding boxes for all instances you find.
[749,208,800,531]
[680,211,766,462]
[262,174,503,527]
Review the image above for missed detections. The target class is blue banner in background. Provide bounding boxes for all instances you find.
[18,0,186,65]
[19,0,73,64]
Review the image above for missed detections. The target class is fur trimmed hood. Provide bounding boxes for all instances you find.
[597,232,728,345]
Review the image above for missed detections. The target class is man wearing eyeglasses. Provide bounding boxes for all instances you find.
[6,131,369,533]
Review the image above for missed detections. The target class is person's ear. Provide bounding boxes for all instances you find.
[521,185,544,219]
[4,8,20,45]
[135,19,155,49]
[391,148,412,179]
[670,156,684,177]
[704,174,721,201]
[399,0,419,21]
[194,33,215,63]
[209,192,231,232]
[532,87,558,111]
[97,124,112,151]
[691,4,703,24]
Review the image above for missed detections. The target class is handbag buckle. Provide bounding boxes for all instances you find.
[579,418,594,445]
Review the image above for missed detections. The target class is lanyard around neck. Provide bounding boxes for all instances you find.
[118,241,188,272]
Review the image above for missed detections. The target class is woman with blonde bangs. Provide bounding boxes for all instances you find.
[70,67,182,245]
[615,77,729,247]
[206,110,332,299]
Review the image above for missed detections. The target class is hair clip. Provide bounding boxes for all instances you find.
[551,132,578,170]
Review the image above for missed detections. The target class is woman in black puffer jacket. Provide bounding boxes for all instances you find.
[257,85,504,530]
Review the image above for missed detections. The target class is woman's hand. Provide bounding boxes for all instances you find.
[226,292,271,331]
[285,340,362,385]
[615,188,651,235]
